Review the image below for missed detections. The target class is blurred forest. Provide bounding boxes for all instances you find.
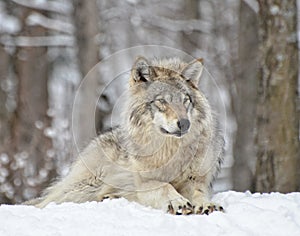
[0,0,299,204]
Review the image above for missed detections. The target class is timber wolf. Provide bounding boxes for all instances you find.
[25,56,224,215]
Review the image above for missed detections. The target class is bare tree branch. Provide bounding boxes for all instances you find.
[26,13,74,34]
[101,7,212,33]
[0,35,74,47]
[11,0,72,15]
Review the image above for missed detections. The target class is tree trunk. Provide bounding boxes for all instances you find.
[73,0,100,150]
[0,32,14,204]
[232,1,258,191]
[255,0,299,192]
[0,4,55,203]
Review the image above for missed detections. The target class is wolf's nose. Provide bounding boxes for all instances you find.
[177,119,190,132]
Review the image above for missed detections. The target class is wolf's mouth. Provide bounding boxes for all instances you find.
[160,127,188,137]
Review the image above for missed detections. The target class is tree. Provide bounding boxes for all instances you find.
[255,0,300,192]
[231,0,258,191]
[72,0,101,150]
[0,31,13,204]
[0,2,56,203]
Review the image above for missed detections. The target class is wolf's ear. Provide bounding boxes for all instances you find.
[131,56,156,84]
[181,58,204,87]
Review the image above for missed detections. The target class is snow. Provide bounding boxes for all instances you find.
[0,2,21,34]
[1,191,300,236]
[270,5,280,15]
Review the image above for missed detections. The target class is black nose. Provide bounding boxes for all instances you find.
[177,119,190,132]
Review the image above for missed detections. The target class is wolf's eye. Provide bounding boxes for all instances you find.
[154,98,167,111]
[155,98,166,104]
[183,95,190,103]
[158,98,166,104]
[183,95,191,108]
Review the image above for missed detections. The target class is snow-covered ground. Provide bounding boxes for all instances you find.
[1,191,300,236]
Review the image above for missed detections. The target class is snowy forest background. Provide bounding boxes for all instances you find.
[0,0,299,204]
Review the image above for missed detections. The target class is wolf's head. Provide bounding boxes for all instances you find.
[127,56,207,139]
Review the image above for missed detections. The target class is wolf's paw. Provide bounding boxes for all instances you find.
[167,198,194,215]
[100,194,119,201]
[194,202,224,215]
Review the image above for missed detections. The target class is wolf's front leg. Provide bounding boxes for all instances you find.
[135,181,194,215]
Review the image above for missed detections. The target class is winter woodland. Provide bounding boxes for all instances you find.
[0,0,299,204]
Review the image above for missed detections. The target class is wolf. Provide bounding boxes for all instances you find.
[25,56,224,215]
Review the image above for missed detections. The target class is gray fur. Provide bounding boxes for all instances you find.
[24,57,224,214]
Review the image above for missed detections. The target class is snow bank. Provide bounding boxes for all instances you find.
[1,191,300,236]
